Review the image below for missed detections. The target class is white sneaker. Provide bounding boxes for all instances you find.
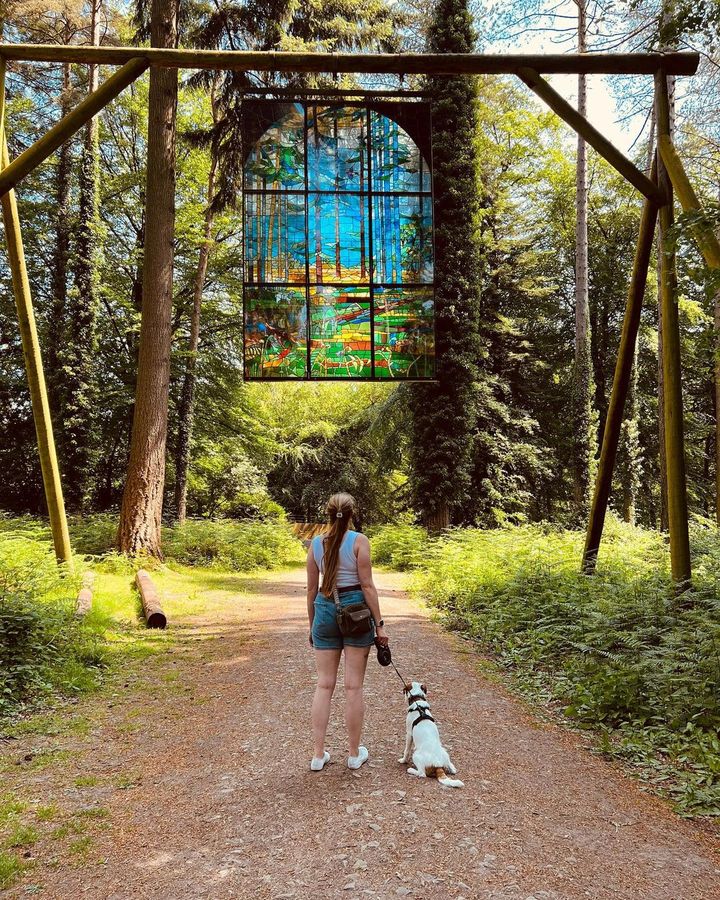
[310,751,330,771]
[347,746,369,770]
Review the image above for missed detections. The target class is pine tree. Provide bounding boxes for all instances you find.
[406,0,484,531]
[118,0,179,555]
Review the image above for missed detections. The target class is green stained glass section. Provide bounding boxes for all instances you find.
[373,287,434,378]
[244,286,307,378]
[307,106,368,191]
[244,102,305,191]
[310,285,372,378]
[372,195,433,283]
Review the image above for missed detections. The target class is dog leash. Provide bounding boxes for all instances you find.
[375,637,409,686]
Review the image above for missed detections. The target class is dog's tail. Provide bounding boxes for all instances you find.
[435,767,464,788]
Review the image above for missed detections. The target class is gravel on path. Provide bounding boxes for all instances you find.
[3,568,720,900]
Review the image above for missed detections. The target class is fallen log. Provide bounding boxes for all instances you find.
[75,571,95,616]
[135,569,167,629]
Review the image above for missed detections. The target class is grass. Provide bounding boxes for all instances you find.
[0,513,304,724]
[0,850,26,889]
[402,515,720,817]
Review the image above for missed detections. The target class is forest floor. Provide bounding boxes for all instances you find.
[2,568,720,899]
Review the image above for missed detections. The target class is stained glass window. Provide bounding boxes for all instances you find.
[242,99,434,380]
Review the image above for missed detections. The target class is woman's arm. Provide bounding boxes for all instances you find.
[306,543,320,634]
[356,534,388,644]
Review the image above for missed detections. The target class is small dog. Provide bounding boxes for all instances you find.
[398,681,464,788]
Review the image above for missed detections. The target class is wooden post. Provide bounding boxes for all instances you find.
[655,70,692,589]
[583,193,658,572]
[0,56,148,198]
[0,60,73,568]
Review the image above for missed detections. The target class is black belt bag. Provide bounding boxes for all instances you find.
[332,585,373,637]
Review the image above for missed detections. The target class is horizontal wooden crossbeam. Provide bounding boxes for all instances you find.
[0,56,148,197]
[0,44,700,76]
[517,68,665,204]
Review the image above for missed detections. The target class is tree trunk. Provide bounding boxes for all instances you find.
[47,60,73,415]
[117,0,178,556]
[65,0,102,512]
[174,148,218,524]
[715,180,720,525]
[572,0,595,523]
[426,501,450,534]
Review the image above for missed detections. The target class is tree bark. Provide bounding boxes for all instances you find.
[65,0,101,511]
[715,179,720,525]
[117,0,178,556]
[572,0,595,523]
[47,60,73,415]
[174,147,218,524]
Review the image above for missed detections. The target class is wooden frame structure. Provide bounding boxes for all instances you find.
[0,44,711,586]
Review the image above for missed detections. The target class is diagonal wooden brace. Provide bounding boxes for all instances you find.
[583,189,658,573]
[517,67,665,205]
[658,134,720,269]
[0,55,148,197]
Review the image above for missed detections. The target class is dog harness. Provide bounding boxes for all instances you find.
[408,696,435,730]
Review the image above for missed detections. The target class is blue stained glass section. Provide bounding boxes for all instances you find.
[307,106,369,192]
[372,194,433,283]
[308,193,370,284]
[244,192,306,284]
[370,110,431,193]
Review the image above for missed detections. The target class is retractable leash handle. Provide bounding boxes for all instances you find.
[375,636,409,687]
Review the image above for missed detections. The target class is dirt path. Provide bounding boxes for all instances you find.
[3,568,720,899]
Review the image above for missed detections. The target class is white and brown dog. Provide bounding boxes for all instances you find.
[399,681,463,788]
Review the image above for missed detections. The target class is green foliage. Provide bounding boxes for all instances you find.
[369,523,427,570]
[406,0,485,528]
[0,531,104,717]
[0,850,25,890]
[159,520,304,571]
[413,520,720,815]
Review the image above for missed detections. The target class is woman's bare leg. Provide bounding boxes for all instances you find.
[312,649,342,758]
[344,645,370,757]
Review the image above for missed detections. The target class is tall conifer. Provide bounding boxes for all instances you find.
[406,0,484,531]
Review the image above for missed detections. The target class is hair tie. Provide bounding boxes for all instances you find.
[336,511,343,518]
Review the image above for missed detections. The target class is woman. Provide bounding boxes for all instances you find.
[306,492,388,771]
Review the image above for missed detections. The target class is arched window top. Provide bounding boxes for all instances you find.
[243,102,431,194]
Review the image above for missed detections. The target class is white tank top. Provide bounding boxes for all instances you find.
[312,530,360,589]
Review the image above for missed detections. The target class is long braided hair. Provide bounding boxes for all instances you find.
[321,493,357,595]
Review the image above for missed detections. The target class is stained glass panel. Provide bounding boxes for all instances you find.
[373,287,434,378]
[307,106,368,191]
[372,195,433,283]
[308,193,370,283]
[243,102,305,191]
[244,286,307,378]
[310,285,372,378]
[370,110,431,193]
[242,100,434,380]
[244,192,306,284]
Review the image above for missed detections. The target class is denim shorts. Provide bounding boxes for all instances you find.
[311,590,375,650]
